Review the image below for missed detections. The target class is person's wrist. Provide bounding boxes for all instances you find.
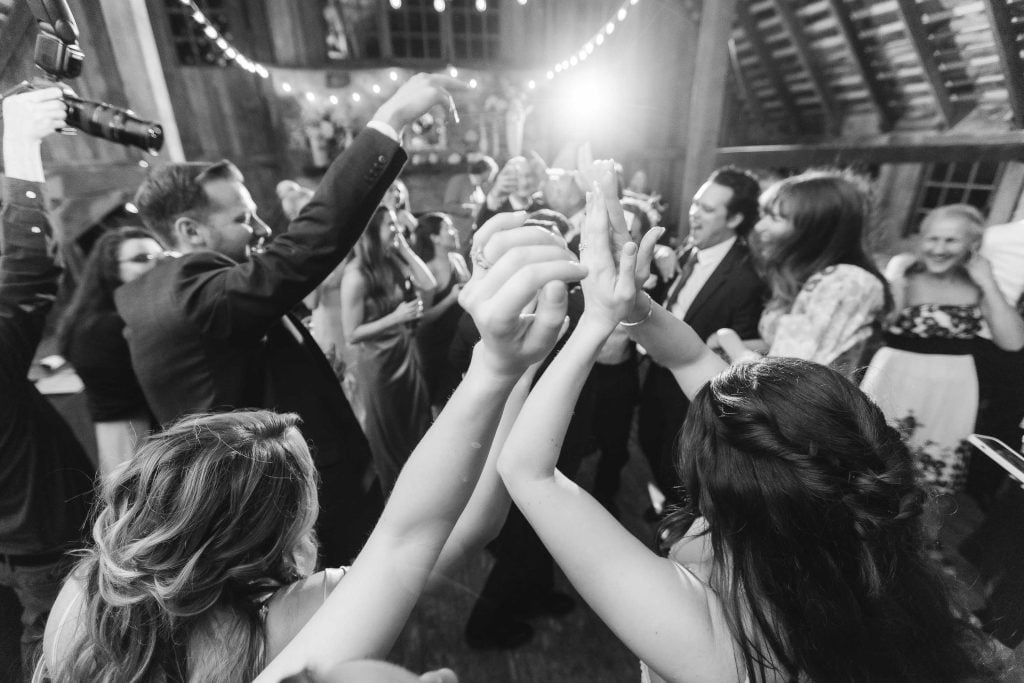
[468,342,526,387]
[577,313,617,340]
[370,104,404,136]
[619,292,653,327]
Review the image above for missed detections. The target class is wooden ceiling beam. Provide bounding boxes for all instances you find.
[892,0,967,127]
[736,0,805,132]
[823,0,898,130]
[717,134,1024,166]
[982,0,1024,129]
[728,36,765,123]
[770,0,841,135]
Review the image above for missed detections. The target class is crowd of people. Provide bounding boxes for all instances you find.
[2,68,1023,683]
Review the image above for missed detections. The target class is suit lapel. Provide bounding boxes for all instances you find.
[683,241,746,323]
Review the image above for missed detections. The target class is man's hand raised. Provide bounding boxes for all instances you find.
[371,73,466,133]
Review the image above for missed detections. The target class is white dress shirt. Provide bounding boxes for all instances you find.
[670,236,736,320]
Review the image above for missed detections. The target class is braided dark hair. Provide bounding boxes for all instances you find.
[663,357,1001,682]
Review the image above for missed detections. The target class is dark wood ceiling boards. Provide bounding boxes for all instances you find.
[728,0,1024,142]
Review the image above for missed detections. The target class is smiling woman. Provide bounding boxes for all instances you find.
[861,204,1024,514]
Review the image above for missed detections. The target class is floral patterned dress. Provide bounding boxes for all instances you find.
[860,304,983,495]
[759,264,886,379]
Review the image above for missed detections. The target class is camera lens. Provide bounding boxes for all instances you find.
[64,96,164,154]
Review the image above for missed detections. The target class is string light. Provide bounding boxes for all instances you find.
[475,0,487,11]
[179,0,270,80]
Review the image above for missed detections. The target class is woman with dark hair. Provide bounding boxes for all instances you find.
[862,205,1024,517]
[719,172,888,378]
[496,176,1002,683]
[340,206,436,492]
[411,212,470,407]
[41,214,586,681]
[58,226,166,475]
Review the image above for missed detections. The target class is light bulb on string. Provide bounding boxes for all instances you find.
[389,0,402,7]
[216,37,228,49]
[203,25,217,39]
[433,0,446,12]
[224,47,237,59]
[192,10,205,23]
[329,94,339,105]
[282,82,292,93]
[617,8,627,20]
[352,92,361,102]
[448,66,459,78]
[389,70,399,81]
[546,70,554,79]
[527,80,536,89]
[595,33,605,45]
[305,92,315,102]
[475,0,487,11]
[569,56,578,66]
[469,78,478,88]
[372,84,381,94]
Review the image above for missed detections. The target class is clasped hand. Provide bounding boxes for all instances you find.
[459,212,587,378]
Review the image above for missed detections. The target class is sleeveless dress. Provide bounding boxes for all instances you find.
[414,263,464,406]
[759,264,885,380]
[344,276,431,493]
[860,304,983,495]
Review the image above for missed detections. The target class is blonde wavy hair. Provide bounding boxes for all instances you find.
[51,410,319,682]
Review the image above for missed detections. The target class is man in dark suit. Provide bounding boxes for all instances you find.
[115,75,461,567]
[639,167,765,510]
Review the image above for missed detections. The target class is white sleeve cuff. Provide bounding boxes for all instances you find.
[367,120,400,142]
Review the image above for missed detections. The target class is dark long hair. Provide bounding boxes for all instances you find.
[757,172,889,312]
[57,226,164,356]
[353,207,406,317]
[52,411,319,682]
[411,212,452,263]
[664,358,1001,682]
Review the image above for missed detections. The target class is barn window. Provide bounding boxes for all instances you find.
[909,161,1003,234]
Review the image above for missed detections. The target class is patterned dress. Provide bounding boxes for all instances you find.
[860,304,983,495]
[759,264,885,379]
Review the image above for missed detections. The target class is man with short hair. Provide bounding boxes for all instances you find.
[639,167,765,511]
[116,75,461,566]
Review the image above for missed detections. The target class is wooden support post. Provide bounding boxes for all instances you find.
[771,0,841,135]
[0,2,32,78]
[677,0,740,232]
[824,0,897,131]
[97,0,185,161]
[982,0,1024,130]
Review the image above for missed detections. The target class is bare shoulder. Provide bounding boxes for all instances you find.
[42,565,89,671]
[264,568,348,662]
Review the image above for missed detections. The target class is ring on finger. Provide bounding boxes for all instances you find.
[472,247,493,270]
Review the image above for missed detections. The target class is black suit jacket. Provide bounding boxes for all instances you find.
[116,129,404,512]
[674,239,764,342]
[640,239,765,497]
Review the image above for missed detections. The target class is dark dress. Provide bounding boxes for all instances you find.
[63,311,151,422]
[344,276,431,493]
[415,269,463,406]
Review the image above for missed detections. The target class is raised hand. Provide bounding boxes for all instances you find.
[461,211,586,378]
[1,87,67,144]
[578,183,638,332]
[372,73,466,132]
[964,252,998,290]
[391,299,423,324]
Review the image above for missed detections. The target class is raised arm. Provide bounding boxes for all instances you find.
[967,254,1024,351]
[496,179,737,681]
[0,87,67,388]
[256,212,586,681]
[173,75,464,341]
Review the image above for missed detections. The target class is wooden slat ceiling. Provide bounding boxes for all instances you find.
[729,0,1024,140]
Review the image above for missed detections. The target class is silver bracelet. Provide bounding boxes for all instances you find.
[619,292,654,327]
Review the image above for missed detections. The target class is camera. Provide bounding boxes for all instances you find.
[12,0,165,154]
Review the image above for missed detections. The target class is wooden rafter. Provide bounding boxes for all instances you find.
[736,0,803,132]
[727,36,764,123]
[982,0,1024,129]
[893,0,965,127]
[823,0,898,130]
[770,0,840,134]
